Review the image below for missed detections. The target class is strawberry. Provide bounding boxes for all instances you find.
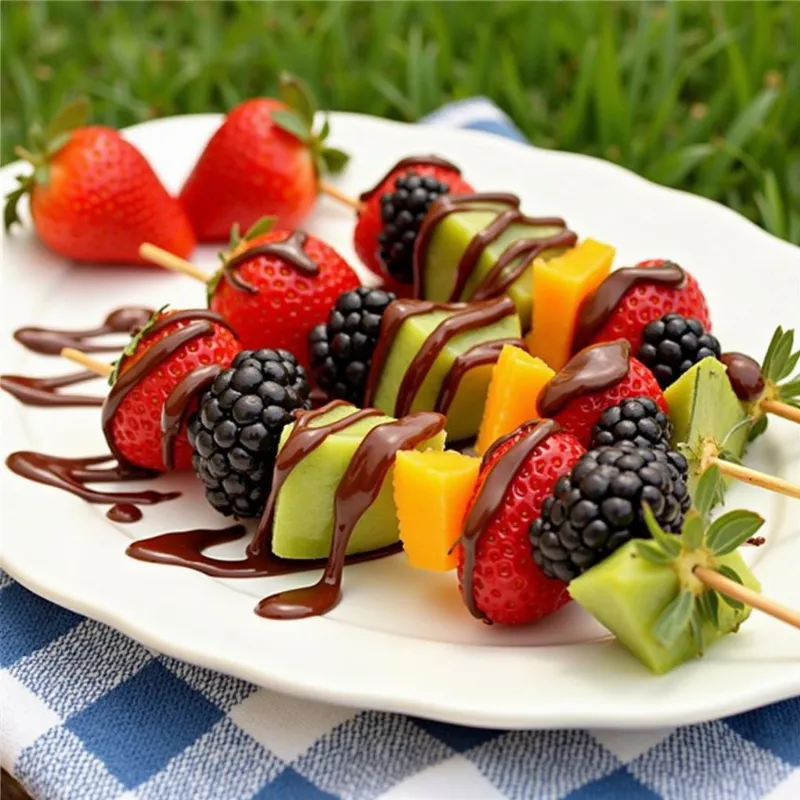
[106,309,239,472]
[353,157,474,278]
[457,420,585,625]
[179,74,348,241]
[549,348,667,447]
[208,219,359,366]
[4,98,195,264]
[587,259,711,355]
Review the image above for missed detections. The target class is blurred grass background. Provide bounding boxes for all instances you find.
[2,1,799,243]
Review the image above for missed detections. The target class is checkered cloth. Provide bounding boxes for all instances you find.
[2,99,798,800]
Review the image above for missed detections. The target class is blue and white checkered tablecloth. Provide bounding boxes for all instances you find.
[2,100,799,800]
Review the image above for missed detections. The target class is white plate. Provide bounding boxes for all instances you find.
[1,113,799,730]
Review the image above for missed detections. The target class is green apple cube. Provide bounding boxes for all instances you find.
[422,206,567,326]
[664,357,749,495]
[271,403,446,560]
[372,308,521,442]
[569,541,758,674]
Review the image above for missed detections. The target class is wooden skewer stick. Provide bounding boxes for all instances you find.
[139,243,209,283]
[762,399,800,424]
[707,456,800,500]
[695,566,800,630]
[61,348,113,377]
[318,179,364,212]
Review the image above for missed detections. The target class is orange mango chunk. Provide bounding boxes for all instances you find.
[476,345,555,455]
[394,450,480,572]
[526,238,615,371]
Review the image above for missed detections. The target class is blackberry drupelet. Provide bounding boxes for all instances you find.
[530,441,690,582]
[637,313,721,389]
[377,171,450,283]
[589,396,673,452]
[308,286,396,405]
[188,349,310,517]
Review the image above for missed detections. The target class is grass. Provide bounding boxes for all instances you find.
[2,1,799,243]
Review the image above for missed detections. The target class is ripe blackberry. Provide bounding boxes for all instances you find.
[589,396,673,452]
[308,286,396,405]
[377,171,450,282]
[530,441,690,582]
[637,313,721,389]
[188,349,309,518]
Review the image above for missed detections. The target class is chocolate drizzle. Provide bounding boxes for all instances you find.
[0,371,103,408]
[720,352,765,402]
[538,340,632,417]
[358,155,461,202]
[412,192,571,302]
[255,410,446,620]
[460,419,560,620]
[108,503,143,523]
[572,262,686,353]
[435,339,524,417]
[222,230,319,294]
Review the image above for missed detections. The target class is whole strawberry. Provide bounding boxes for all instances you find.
[104,308,239,472]
[578,259,711,355]
[180,74,348,241]
[457,419,585,625]
[539,340,668,448]
[4,98,195,264]
[208,219,359,366]
[353,156,474,280]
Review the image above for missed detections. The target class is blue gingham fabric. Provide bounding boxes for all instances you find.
[2,99,799,800]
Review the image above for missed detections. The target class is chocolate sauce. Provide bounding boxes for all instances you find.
[126,525,402,579]
[720,352,765,402]
[160,364,221,470]
[0,370,103,408]
[222,230,318,294]
[572,262,686,353]
[5,452,177,507]
[256,411,446,620]
[13,306,154,355]
[107,503,143,523]
[393,297,517,417]
[411,192,570,302]
[434,338,524,417]
[460,419,560,620]
[538,340,632,417]
[358,155,462,202]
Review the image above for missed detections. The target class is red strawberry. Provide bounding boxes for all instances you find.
[457,420,585,625]
[353,157,474,278]
[107,309,239,472]
[180,75,348,241]
[546,343,667,447]
[4,99,195,265]
[588,259,711,354]
[208,222,359,366]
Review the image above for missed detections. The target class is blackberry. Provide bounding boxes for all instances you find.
[308,286,396,405]
[589,396,673,452]
[530,441,690,582]
[637,313,721,389]
[188,349,309,518]
[377,171,450,283]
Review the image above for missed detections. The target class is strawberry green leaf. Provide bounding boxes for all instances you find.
[718,449,742,466]
[244,216,276,242]
[778,348,800,382]
[642,503,681,557]
[44,96,90,142]
[279,72,316,129]
[779,376,800,401]
[271,109,311,143]
[690,608,705,652]
[227,222,242,252]
[761,326,784,380]
[109,305,168,386]
[34,164,50,185]
[698,589,720,629]
[707,510,764,556]
[206,269,224,305]
[681,512,705,551]
[715,565,746,610]
[321,146,350,174]
[45,132,72,159]
[634,539,674,566]
[653,589,695,648]
[3,182,29,232]
[319,117,331,141]
[748,415,768,441]
[693,464,725,517]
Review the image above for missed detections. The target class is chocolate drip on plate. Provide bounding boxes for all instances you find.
[0,370,103,408]
[720,352,765,402]
[538,340,632,418]
[222,230,319,294]
[460,419,560,620]
[256,411,446,620]
[572,262,686,353]
[107,503,143,523]
[358,155,461,202]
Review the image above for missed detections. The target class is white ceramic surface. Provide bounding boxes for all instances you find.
[1,113,799,729]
